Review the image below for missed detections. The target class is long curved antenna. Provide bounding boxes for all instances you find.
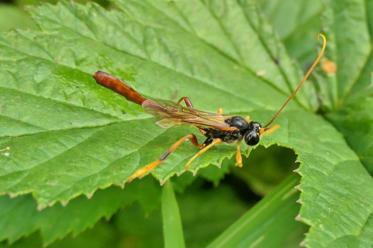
[264,33,327,129]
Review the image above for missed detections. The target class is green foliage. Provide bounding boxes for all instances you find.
[208,174,306,247]
[114,179,251,248]
[162,182,185,248]
[0,0,373,247]
[0,178,160,245]
[259,0,324,65]
[327,98,373,175]
[232,145,297,195]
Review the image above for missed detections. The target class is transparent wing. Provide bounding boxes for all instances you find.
[142,99,236,131]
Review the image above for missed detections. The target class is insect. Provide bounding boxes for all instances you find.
[94,34,326,182]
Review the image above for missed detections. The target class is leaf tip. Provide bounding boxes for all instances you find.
[293,168,303,176]
[294,184,302,192]
[85,191,95,199]
[295,214,302,221]
[8,192,18,199]
[159,178,167,186]
[61,200,69,207]
[299,239,307,247]
[296,198,304,204]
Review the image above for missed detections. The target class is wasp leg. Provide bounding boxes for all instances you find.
[128,134,202,182]
[217,108,224,115]
[245,115,251,123]
[235,142,243,167]
[260,124,280,137]
[184,138,222,170]
[176,96,193,108]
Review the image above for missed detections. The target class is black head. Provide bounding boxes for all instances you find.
[244,122,262,146]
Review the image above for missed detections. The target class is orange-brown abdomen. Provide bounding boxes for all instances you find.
[93,71,147,105]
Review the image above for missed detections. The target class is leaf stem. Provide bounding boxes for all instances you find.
[162,181,186,248]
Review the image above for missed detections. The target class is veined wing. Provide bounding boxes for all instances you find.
[142,99,237,131]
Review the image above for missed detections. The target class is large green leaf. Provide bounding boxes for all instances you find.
[0,0,300,208]
[0,0,372,246]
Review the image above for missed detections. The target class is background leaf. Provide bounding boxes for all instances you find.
[232,145,297,195]
[2,177,251,248]
[113,177,252,248]
[327,98,373,175]
[0,177,160,245]
[208,174,306,248]
[162,181,185,248]
[259,0,324,65]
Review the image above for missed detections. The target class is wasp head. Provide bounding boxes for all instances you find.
[225,116,262,146]
[244,121,261,146]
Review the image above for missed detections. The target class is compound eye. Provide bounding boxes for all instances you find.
[244,131,260,146]
[250,122,262,132]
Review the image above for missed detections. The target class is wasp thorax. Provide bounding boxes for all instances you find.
[225,116,249,131]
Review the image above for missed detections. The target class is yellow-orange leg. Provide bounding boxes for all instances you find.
[217,108,224,115]
[260,124,280,137]
[127,134,202,182]
[245,115,251,123]
[184,138,222,170]
[235,142,243,167]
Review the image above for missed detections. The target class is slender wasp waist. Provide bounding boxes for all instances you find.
[202,116,262,146]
